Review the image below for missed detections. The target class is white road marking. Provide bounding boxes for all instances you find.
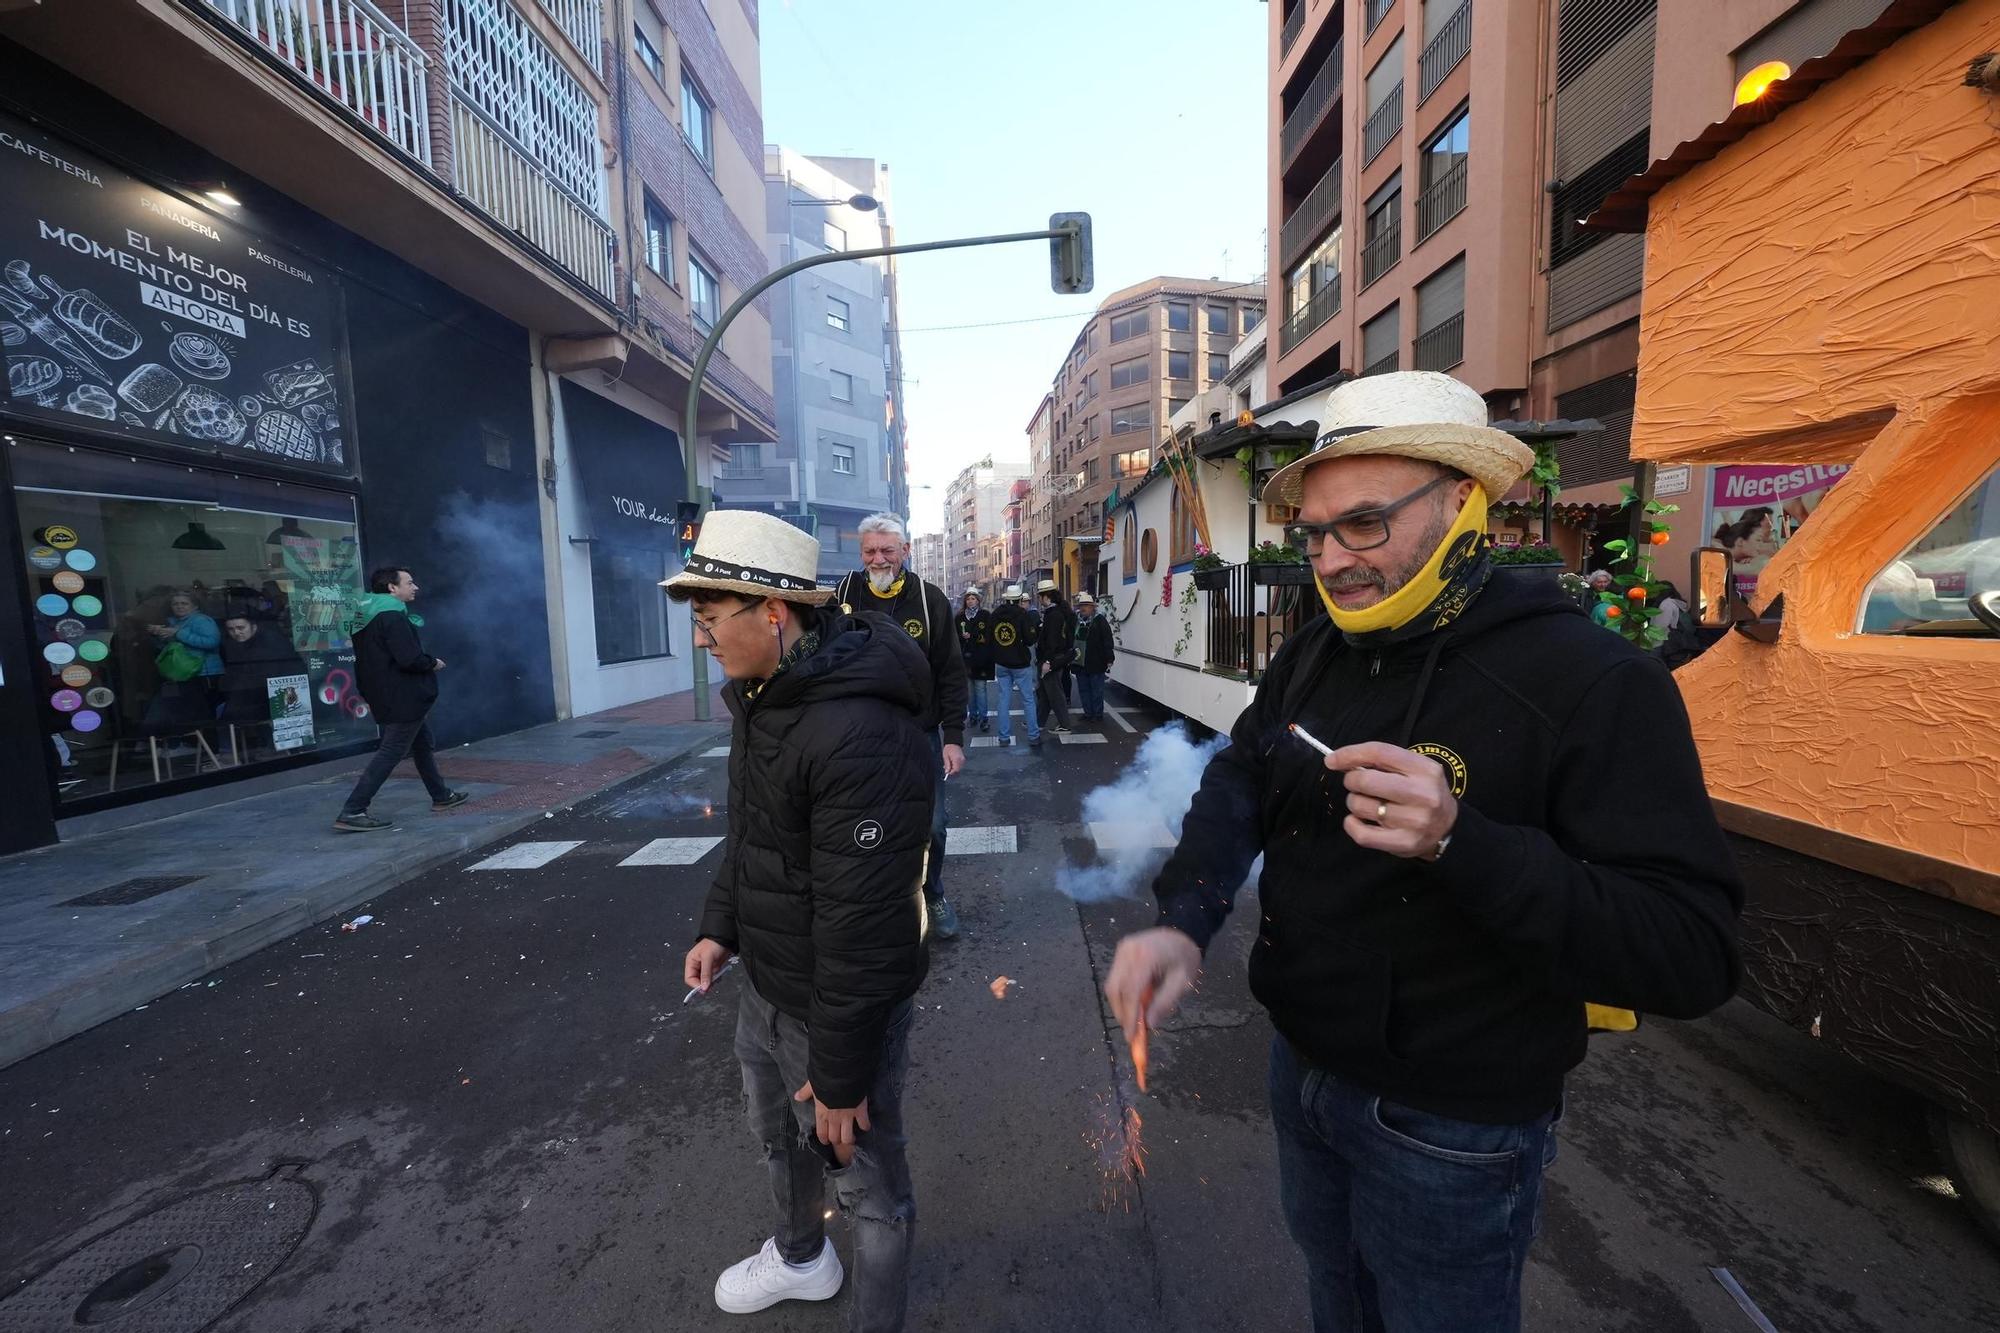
[967,736,1003,748]
[1088,821,1179,852]
[469,841,585,871]
[946,825,1017,855]
[700,747,730,758]
[619,837,724,867]
[1058,732,1106,745]
[1101,706,1139,734]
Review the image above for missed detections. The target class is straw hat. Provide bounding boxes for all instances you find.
[660,509,834,605]
[1002,584,1025,601]
[962,586,984,599]
[1035,578,1061,594]
[1075,592,1096,605]
[1263,372,1533,506]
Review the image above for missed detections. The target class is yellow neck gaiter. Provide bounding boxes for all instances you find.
[1316,485,1491,636]
[867,573,907,601]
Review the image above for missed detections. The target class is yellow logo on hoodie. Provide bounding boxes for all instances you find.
[1410,743,1468,797]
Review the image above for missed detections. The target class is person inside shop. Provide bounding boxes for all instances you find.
[218,613,309,751]
[989,585,1042,750]
[1072,592,1115,722]
[954,587,994,733]
[143,589,225,730]
[1104,370,1743,1333]
[333,567,467,831]
[1586,568,1617,626]
[830,514,968,942]
[670,509,932,1330]
[1032,579,1076,734]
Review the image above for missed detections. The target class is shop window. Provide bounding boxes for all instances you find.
[11,438,372,803]
[1859,468,2000,636]
[591,544,671,664]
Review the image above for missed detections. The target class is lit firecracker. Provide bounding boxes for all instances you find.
[1084,1092,1149,1214]
[1130,986,1152,1092]
[989,976,1015,1000]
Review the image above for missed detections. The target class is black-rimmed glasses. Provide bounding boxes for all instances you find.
[1283,476,1452,555]
[692,599,764,646]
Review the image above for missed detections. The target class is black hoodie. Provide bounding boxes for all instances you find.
[1153,573,1743,1124]
[699,609,935,1108]
[833,570,969,747]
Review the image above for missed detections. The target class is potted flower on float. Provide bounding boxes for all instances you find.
[1248,539,1313,586]
[1490,539,1565,583]
[1190,542,1230,591]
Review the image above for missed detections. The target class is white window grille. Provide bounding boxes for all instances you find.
[537,0,604,74]
[441,0,605,214]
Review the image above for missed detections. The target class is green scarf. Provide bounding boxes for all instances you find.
[347,592,424,636]
[744,627,822,702]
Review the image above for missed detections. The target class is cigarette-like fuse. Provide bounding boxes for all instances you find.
[1289,722,1335,758]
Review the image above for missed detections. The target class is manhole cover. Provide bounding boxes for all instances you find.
[0,1167,315,1332]
[61,876,205,908]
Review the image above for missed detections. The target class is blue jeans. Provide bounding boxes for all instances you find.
[1268,1034,1558,1333]
[736,984,915,1333]
[966,677,989,725]
[993,664,1039,742]
[1077,671,1106,718]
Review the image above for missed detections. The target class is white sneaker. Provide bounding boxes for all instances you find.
[713,1237,843,1314]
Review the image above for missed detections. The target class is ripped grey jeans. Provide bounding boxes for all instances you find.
[734,982,916,1333]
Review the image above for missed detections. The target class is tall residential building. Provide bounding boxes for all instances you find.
[911,531,947,591]
[944,457,1030,600]
[1024,393,1057,587]
[717,148,906,573]
[1,0,773,851]
[1269,0,1651,534]
[1041,278,1267,561]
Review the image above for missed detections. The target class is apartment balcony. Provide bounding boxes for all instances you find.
[1363,83,1403,166]
[1280,156,1342,268]
[1361,216,1401,289]
[536,0,604,73]
[1280,0,1306,56]
[1412,311,1464,372]
[1415,157,1468,242]
[1280,40,1344,166]
[1280,281,1341,356]
[1363,350,1400,375]
[1366,0,1395,37]
[1419,1,1471,103]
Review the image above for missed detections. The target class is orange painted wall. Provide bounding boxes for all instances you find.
[1629,4,2000,884]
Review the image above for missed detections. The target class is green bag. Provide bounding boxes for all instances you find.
[155,640,204,682]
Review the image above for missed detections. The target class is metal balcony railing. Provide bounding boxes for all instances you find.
[1363,81,1404,165]
[194,0,433,166]
[1280,280,1341,355]
[1280,40,1344,164]
[1361,215,1401,288]
[451,95,617,303]
[1202,563,1323,683]
[1363,350,1400,375]
[441,0,605,212]
[1416,156,1468,241]
[1419,1,1471,102]
[1281,0,1306,55]
[1280,156,1342,267]
[1366,0,1396,36]
[537,0,603,73]
[1413,311,1464,371]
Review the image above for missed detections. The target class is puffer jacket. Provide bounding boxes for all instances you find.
[698,609,936,1108]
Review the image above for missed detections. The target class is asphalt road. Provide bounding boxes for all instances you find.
[3,685,1998,1332]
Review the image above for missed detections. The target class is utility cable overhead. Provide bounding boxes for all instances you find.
[890,276,1270,335]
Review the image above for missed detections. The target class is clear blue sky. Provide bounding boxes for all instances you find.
[761,0,1270,535]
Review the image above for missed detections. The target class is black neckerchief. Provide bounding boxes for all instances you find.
[743,627,822,703]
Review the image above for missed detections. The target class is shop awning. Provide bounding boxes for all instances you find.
[560,382,686,554]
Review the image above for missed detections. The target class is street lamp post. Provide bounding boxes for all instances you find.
[679,215,1092,720]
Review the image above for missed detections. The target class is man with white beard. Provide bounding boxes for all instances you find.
[832,514,969,940]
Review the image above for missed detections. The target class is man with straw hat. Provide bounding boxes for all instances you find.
[988,584,1042,750]
[671,510,932,1330]
[1032,578,1077,733]
[1104,372,1742,1332]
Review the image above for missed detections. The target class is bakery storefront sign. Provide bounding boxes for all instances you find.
[0,111,351,474]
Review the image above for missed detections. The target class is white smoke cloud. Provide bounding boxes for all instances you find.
[1056,723,1231,903]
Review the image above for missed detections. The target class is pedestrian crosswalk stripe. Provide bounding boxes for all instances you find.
[946,825,1017,855]
[619,836,724,867]
[1058,732,1106,745]
[967,736,1002,748]
[470,841,585,871]
[1101,706,1138,735]
[700,747,730,758]
[1088,821,1178,852]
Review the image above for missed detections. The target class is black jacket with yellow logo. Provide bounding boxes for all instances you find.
[1152,572,1743,1125]
[833,571,968,747]
[987,603,1037,670]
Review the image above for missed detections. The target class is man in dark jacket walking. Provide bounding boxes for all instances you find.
[1032,579,1076,733]
[954,588,994,732]
[1104,373,1742,1333]
[674,511,932,1332]
[832,514,968,940]
[988,585,1041,750]
[1071,592,1115,721]
[333,567,466,831]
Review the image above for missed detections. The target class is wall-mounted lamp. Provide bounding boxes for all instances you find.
[1734,61,1791,107]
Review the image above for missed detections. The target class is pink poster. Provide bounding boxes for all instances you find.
[1708,464,1850,597]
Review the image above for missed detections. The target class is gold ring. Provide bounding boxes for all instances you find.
[1375,801,1389,822]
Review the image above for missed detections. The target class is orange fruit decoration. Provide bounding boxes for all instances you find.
[1650,531,1670,545]
[1605,605,1623,619]
[1627,586,1648,601]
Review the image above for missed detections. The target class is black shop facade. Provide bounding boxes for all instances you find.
[0,66,553,854]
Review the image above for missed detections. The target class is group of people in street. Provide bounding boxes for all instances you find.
[952,577,1115,747]
[647,371,1742,1333]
